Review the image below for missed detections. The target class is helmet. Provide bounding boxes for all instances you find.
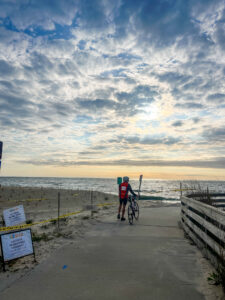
[123,176,129,182]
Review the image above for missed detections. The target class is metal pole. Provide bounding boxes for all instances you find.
[31,231,37,263]
[58,192,60,231]
[180,182,182,197]
[0,236,6,272]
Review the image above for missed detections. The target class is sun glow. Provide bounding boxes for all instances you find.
[140,103,159,120]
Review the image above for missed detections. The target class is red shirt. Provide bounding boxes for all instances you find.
[119,182,129,199]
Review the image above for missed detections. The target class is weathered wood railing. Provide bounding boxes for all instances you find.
[211,193,225,208]
[181,196,225,265]
[186,193,225,208]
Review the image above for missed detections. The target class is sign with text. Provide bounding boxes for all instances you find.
[0,229,34,262]
[3,205,26,227]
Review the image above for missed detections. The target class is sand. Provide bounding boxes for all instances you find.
[0,186,118,221]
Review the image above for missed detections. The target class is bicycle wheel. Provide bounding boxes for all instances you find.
[128,205,133,225]
[134,202,139,220]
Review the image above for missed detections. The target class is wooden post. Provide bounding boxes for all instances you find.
[58,192,60,231]
[207,186,210,204]
[90,190,93,218]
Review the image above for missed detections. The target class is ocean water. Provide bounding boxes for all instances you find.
[0,177,225,202]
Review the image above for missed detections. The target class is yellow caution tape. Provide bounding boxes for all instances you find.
[5,198,48,203]
[0,223,32,232]
[171,188,195,192]
[97,203,114,207]
[0,202,115,232]
[0,210,82,232]
[25,198,48,202]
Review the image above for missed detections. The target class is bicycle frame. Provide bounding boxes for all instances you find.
[128,196,139,225]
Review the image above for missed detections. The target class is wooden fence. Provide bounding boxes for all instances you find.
[186,192,225,208]
[181,196,225,265]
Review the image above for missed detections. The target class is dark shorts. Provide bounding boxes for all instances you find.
[119,198,128,206]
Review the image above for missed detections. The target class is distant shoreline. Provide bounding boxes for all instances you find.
[1,176,225,182]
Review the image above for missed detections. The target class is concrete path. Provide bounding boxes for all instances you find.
[1,206,210,300]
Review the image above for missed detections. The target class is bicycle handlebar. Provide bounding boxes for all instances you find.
[128,195,137,201]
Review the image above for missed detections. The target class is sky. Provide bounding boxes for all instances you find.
[0,0,225,180]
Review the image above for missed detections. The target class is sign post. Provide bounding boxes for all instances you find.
[0,141,2,170]
[138,175,143,200]
[0,142,2,192]
[58,192,60,231]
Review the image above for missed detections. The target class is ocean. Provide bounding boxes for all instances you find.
[0,177,225,202]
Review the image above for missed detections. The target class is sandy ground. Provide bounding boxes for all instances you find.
[0,186,118,221]
[0,186,224,298]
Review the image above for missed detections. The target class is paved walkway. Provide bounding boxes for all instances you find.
[1,206,211,299]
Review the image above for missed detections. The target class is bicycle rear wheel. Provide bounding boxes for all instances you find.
[134,202,139,220]
[128,205,133,225]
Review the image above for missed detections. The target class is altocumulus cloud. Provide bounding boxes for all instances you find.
[0,0,225,176]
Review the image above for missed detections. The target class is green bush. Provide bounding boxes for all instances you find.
[26,219,33,224]
[32,232,51,242]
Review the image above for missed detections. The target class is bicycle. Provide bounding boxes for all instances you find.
[127,195,139,225]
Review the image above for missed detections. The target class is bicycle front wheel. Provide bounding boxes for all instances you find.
[128,206,133,225]
[134,202,139,220]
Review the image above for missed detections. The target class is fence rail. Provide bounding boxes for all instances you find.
[186,193,225,208]
[181,196,225,264]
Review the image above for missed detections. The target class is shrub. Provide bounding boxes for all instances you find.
[26,219,33,224]
[32,232,51,242]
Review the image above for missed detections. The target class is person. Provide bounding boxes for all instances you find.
[118,176,137,221]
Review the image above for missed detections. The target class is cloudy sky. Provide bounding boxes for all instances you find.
[0,0,225,179]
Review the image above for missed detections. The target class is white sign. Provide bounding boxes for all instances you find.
[1,229,34,261]
[3,205,26,227]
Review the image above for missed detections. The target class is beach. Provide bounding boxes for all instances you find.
[0,186,119,222]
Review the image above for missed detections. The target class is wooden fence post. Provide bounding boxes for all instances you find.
[90,190,93,218]
[58,192,60,231]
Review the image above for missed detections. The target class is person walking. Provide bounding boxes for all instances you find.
[118,176,137,221]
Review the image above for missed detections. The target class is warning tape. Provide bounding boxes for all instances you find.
[171,188,195,192]
[0,223,32,232]
[25,198,48,202]
[97,203,114,207]
[0,210,82,232]
[4,198,48,203]
[0,202,115,232]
